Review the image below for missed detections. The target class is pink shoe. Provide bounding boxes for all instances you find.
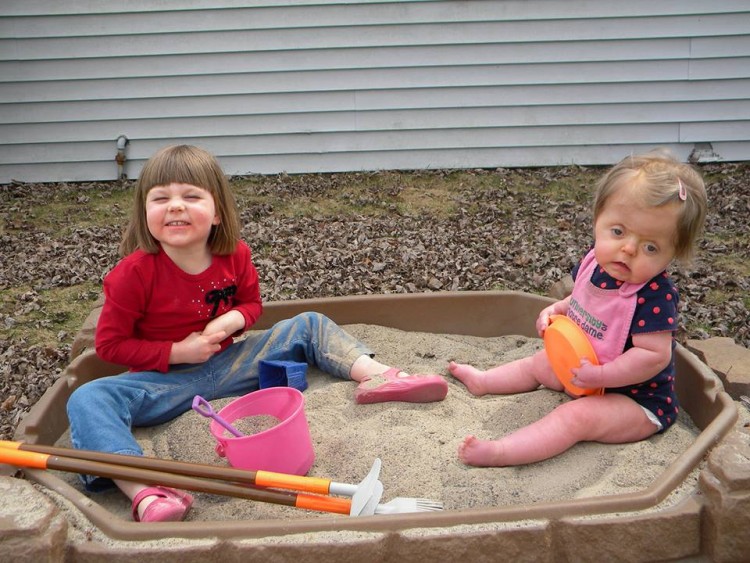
[131,486,194,523]
[355,367,448,404]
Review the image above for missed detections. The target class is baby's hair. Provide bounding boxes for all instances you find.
[120,145,241,256]
[593,149,707,262]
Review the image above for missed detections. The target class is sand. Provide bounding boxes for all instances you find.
[54,324,700,522]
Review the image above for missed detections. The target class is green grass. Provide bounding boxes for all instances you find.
[1,283,101,347]
[4,184,133,235]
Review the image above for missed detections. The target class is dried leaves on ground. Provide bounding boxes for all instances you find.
[1,164,748,441]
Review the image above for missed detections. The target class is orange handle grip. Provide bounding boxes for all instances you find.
[294,492,351,515]
[0,440,22,450]
[255,470,332,495]
[0,447,50,469]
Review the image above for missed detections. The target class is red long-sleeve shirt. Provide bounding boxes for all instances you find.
[95,240,262,373]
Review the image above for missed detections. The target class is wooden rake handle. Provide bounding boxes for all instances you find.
[0,440,333,494]
[0,441,352,515]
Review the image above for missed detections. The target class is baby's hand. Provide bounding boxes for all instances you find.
[536,298,570,337]
[536,304,558,336]
[571,358,604,388]
[171,331,226,365]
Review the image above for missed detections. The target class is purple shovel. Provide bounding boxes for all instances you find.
[192,395,243,437]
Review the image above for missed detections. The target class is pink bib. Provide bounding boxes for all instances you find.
[567,249,647,364]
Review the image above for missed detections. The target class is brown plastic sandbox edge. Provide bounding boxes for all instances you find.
[12,290,737,542]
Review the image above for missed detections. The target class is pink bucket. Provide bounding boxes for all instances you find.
[209,387,315,475]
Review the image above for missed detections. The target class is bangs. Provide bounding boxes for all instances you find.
[138,146,222,196]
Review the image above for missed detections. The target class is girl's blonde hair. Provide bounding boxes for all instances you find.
[119,145,241,256]
[593,149,707,262]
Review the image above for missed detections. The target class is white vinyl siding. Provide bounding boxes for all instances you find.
[1,0,748,183]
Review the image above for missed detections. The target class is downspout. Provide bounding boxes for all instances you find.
[115,135,129,180]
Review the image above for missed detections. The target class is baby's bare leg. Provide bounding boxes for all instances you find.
[459,394,658,467]
[449,349,559,396]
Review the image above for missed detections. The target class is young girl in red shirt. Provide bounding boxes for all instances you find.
[67,145,447,522]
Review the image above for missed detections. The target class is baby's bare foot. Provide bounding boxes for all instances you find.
[448,361,487,396]
[458,435,504,467]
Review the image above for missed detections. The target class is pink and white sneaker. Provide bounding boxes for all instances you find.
[355,367,448,404]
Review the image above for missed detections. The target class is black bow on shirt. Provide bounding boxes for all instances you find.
[205,285,237,317]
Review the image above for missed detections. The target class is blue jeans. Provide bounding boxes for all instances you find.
[66,312,372,490]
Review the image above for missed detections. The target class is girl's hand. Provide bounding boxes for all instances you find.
[571,358,605,388]
[203,310,245,339]
[536,298,570,337]
[536,305,556,336]
[573,332,672,389]
[170,331,226,365]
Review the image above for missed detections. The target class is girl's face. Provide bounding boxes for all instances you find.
[593,187,680,284]
[145,183,220,254]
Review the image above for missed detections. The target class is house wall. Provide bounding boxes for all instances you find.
[1,0,748,184]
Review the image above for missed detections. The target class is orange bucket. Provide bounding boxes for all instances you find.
[543,315,604,396]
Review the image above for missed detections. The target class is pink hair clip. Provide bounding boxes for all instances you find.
[678,178,687,201]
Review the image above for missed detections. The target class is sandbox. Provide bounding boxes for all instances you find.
[4,291,747,561]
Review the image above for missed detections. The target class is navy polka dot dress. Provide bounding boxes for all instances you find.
[573,264,681,431]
